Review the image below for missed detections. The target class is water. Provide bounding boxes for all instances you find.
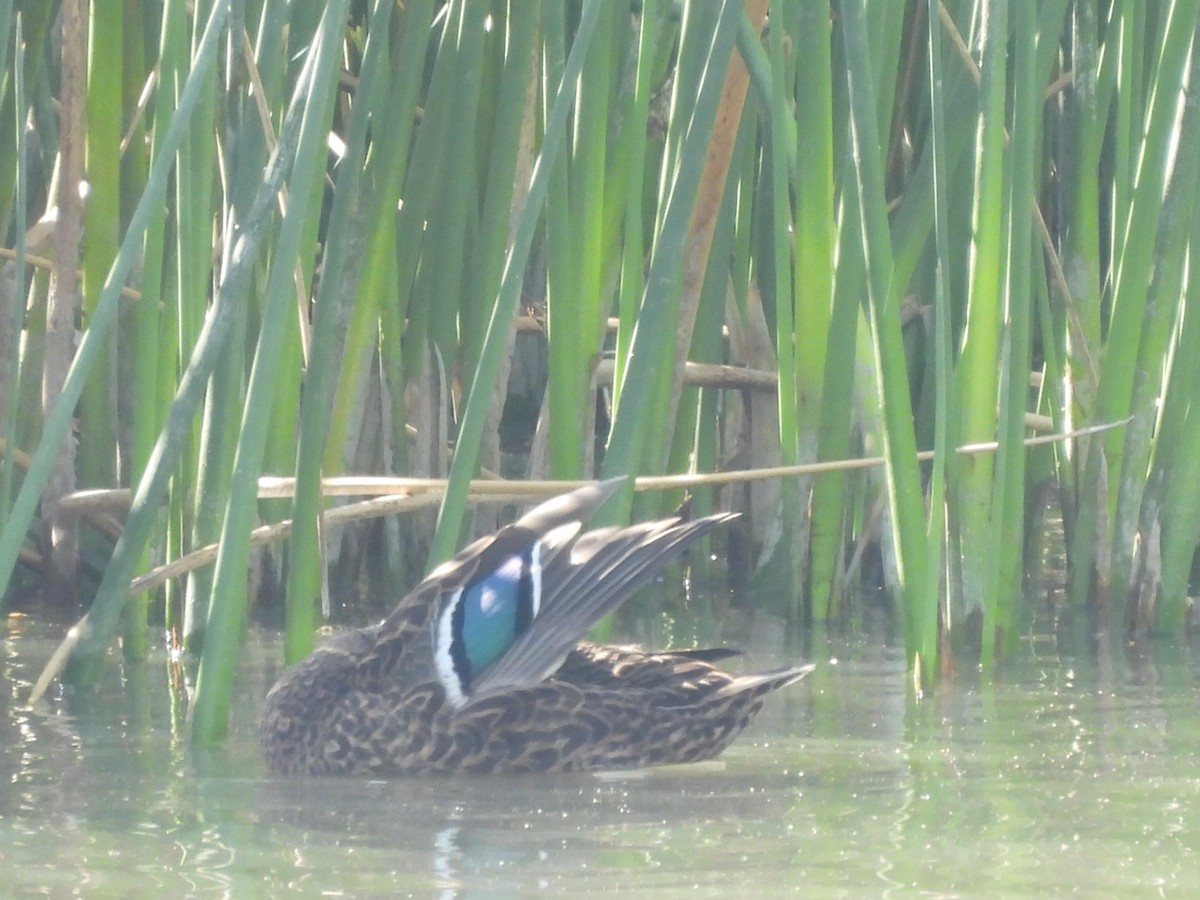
[4,609,1200,897]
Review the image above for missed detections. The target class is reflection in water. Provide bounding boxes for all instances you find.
[4,607,1200,894]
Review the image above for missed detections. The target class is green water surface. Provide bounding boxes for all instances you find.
[3,610,1199,897]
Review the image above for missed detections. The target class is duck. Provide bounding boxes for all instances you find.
[259,478,813,776]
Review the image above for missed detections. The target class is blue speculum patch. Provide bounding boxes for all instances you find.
[457,548,535,675]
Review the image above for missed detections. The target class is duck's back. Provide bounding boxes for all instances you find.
[440,641,810,773]
[261,633,809,776]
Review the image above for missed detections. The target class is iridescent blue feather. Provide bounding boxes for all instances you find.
[443,542,541,699]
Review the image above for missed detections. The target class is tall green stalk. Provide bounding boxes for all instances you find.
[1070,0,1199,611]
[612,0,667,401]
[0,8,25,547]
[324,0,435,476]
[1105,0,1200,605]
[985,0,1043,663]
[954,0,1007,625]
[0,0,15,238]
[192,0,352,744]
[546,0,618,480]
[598,0,741,518]
[542,0,580,479]
[174,0,231,650]
[0,0,232,612]
[285,0,396,665]
[917,0,953,676]
[79,0,122,489]
[840,0,928,663]
[118,0,156,661]
[386,4,466,392]
[1154,199,1200,631]
[427,0,605,567]
[790,0,835,615]
[462,6,541,406]
[418,0,487,377]
[766,0,799,533]
[1056,0,1104,596]
[1117,35,1200,628]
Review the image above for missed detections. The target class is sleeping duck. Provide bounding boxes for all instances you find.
[260,479,812,775]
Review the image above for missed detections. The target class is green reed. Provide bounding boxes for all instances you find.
[3,1,1200,741]
[1,6,25,532]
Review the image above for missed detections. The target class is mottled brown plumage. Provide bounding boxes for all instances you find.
[260,480,812,776]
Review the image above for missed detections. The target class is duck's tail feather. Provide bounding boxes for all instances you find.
[714,664,815,699]
[666,647,744,664]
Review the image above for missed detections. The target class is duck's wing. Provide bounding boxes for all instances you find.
[461,511,737,705]
[421,477,739,708]
[367,479,627,691]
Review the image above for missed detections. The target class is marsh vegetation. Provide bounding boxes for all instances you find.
[0,1,1197,745]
